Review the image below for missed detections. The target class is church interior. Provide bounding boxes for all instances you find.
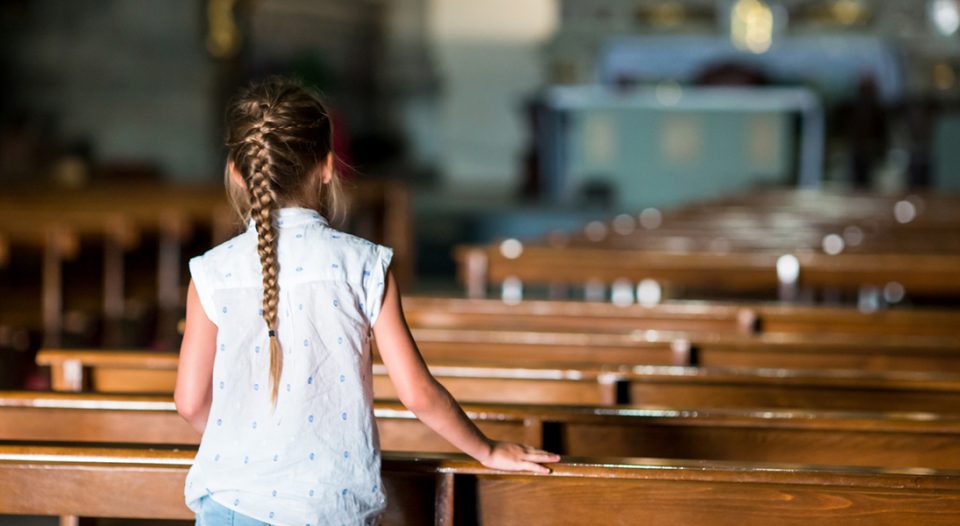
[2,0,960,524]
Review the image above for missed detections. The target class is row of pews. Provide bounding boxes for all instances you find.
[5,188,960,524]
[455,190,960,303]
[0,181,412,352]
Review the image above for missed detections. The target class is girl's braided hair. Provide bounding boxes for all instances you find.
[224,76,343,405]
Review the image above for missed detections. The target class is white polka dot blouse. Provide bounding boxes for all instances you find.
[184,206,393,526]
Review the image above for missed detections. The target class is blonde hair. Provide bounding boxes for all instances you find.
[223,76,344,405]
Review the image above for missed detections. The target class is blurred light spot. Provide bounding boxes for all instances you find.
[585,279,606,302]
[883,282,906,304]
[655,81,683,106]
[930,0,960,36]
[612,214,636,236]
[933,62,957,91]
[858,285,880,313]
[842,226,864,247]
[502,276,523,305]
[893,200,917,224]
[730,0,774,54]
[636,279,662,307]
[639,208,663,230]
[822,234,845,255]
[499,238,523,259]
[611,279,634,307]
[584,221,608,242]
[831,0,866,25]
[776,255,800,284]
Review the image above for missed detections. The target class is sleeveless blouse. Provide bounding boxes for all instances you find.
[184,206,392,526]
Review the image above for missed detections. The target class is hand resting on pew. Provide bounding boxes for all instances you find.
[175,268,560,476]
[372,268,561,474]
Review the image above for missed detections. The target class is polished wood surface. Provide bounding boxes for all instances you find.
[36,349,960,412]
[4,392,960,470]
[2,444,959,525]
[402,296,960,337]
[455,190,960,300]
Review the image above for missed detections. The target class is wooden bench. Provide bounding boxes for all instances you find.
[456,244,960,299]
[2,444,959,525]
[454,189,960,301]
[0,180,414,349]
[4,392,960,470]
[407,328,960,372]
[402,296,960,337]
[36,349,960,412]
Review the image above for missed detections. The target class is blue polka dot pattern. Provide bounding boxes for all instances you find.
[185,208,394,524]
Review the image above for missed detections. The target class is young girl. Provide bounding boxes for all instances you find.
[174,77,559,526]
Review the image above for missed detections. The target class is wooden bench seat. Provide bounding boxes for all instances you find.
[4,392,960,470]
[35,349,960,412]
[407,328,960,372]
[456,244,960,298]
[402,296,960,337]
[2,444,959,525]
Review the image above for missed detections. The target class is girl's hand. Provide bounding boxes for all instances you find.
[479,441,561,474]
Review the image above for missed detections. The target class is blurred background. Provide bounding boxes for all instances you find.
[2,0,960,382]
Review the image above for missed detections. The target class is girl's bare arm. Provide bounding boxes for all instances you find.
[373,269,560,473]
[174,280,218,434]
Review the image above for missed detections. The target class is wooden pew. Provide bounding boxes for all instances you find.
[35,349,960,413]
[454,189,960,301]
[42,325,960,375]
[402,296,960,337]
[0,179,414,350]
[5,392,960,470]
[2,444,960,525]
[456,244,960,300]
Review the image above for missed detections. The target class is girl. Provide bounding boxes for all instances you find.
[174,77,559,526]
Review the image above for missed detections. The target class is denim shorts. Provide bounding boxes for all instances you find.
[195,495,272,526]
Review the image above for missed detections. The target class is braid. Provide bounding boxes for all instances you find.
[244,122,283,406]
[223,76,341,408]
